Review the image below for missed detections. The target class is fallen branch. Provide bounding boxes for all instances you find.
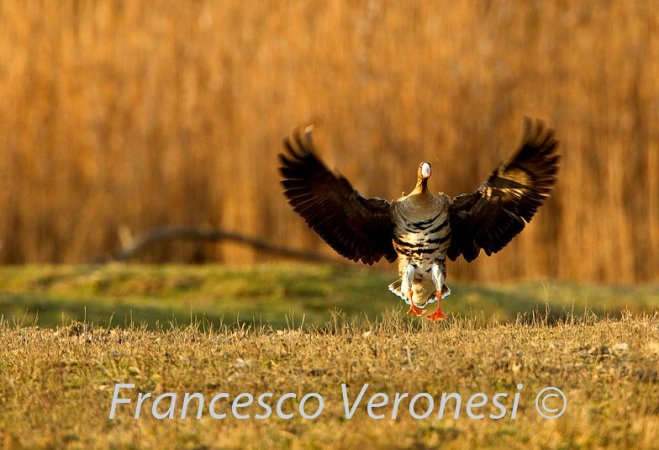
[95,226,340,264]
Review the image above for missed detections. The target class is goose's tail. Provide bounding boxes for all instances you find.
[388,279,450,307]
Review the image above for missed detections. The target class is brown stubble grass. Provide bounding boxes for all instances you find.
[0,313,657,449]
[0,1,657,282]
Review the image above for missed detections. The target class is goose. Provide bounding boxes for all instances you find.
[278,118,559,321]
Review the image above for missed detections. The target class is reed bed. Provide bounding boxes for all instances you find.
[0,1,656,282]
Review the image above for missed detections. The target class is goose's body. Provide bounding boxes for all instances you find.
[279,118,559,320]
[389,177,452,316]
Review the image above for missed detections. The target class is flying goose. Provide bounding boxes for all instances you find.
[278,118,559,321]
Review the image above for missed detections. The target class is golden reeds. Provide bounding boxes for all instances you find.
[0,1,656,282]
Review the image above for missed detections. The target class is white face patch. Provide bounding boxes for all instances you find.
[421,162,432,179]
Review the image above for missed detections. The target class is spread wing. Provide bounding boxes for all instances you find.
[278,127,397,265]
[447,118,560,262]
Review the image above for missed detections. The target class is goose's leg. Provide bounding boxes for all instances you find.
[427,260,448,321]
[402,264,424,316]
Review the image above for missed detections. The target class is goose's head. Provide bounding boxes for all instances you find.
[409,162,432,195]
[418,162,432,180]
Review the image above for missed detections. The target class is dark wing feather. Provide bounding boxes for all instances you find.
[447,118,560,262]
[279,127,397,265]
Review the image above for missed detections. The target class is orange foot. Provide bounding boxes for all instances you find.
[407,290,425,316]
[408,303,425,316]
[427,292,448,321]
[427,308,447,321]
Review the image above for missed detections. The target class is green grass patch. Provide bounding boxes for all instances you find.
[0,264,656,328]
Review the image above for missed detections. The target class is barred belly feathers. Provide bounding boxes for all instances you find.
[278,119,559,321]
[390,190,452,313]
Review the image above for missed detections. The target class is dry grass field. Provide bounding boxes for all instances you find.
[0,1,657,282]
[0,313,657,449]
[0,264,656,448]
